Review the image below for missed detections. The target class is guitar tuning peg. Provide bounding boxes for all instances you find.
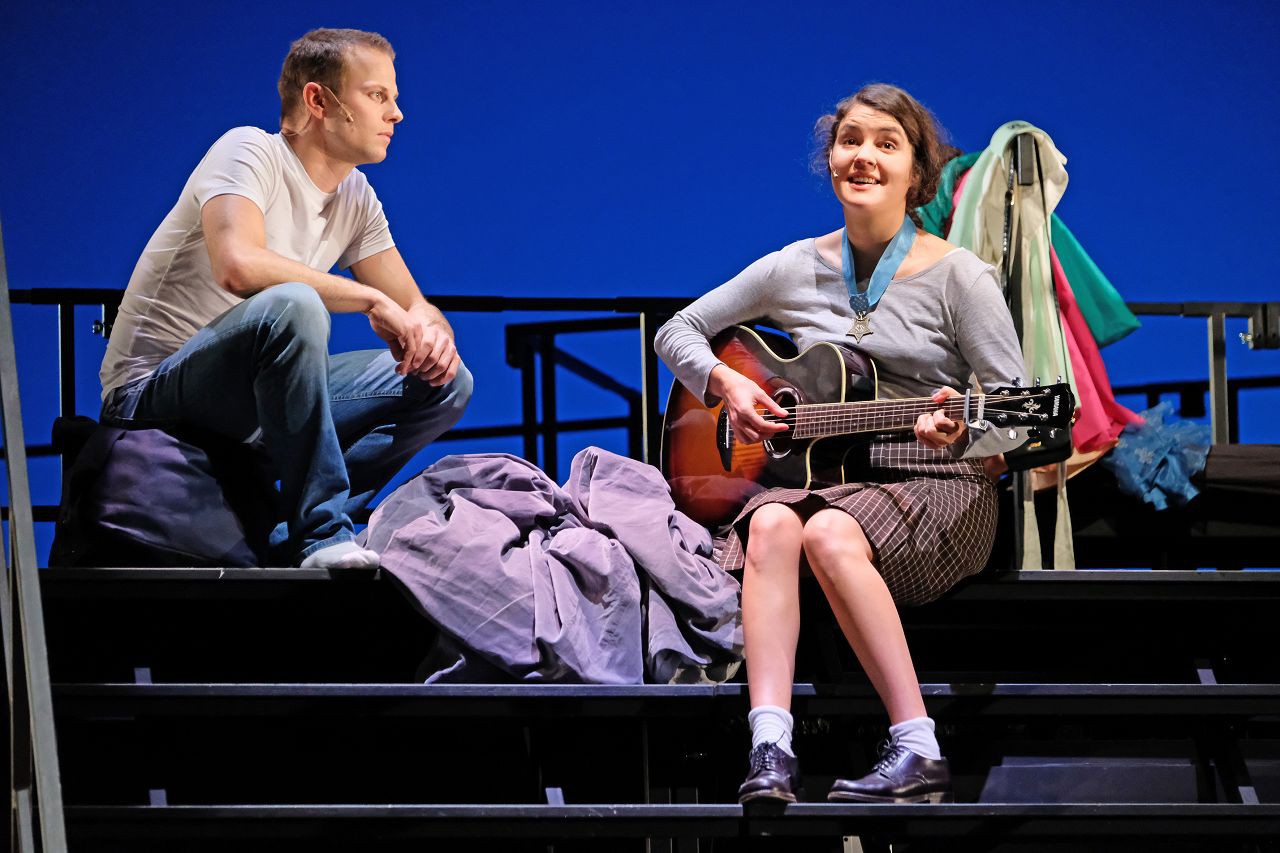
[1012,377,1021,387]
[1034,377,1042,387]
[1056,375,1064,384]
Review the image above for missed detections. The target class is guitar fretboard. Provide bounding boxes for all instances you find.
[745,392,1052,441]
[783,396,971,439]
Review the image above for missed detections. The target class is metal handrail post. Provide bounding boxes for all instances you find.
[638,310,664,466]
[1207,312,1230,444]
[0,215,68,852]
[539,334,558,478]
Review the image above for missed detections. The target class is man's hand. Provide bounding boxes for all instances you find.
[366,297,422,373]
[915,387,968,450]
[368,298,459,385]
[408,304,460,386]
[710,364,788,445]
[350,248,460,386]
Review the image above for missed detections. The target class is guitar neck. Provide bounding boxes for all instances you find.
[789,396,974,440]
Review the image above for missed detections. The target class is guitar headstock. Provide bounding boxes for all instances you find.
[984,380,1075,432]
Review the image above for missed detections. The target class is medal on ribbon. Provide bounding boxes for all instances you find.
[842,215,915,344]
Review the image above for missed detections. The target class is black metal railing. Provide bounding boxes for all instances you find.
[5,288,1280,523]
[1125,301,1280,443]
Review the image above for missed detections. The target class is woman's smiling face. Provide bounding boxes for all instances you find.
[828,104,915,216]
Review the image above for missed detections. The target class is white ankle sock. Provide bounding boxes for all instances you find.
[300,540,381,570]
[889,716,941,760]
[748,705,795,756]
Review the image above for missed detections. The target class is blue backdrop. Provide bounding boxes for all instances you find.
[3,1,1278,555]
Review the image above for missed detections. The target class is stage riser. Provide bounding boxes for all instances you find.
[51,713,1280,807]
[35,568,1280,847]
[40,574,1280,685]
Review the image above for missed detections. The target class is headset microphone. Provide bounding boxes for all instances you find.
[320,83,356,124]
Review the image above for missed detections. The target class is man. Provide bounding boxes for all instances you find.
[99,28,471,569]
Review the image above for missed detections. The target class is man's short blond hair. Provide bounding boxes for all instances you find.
[278,28,394,126]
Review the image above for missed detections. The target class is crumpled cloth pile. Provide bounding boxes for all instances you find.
[1103,402,1211,510]
[360,447,743,684]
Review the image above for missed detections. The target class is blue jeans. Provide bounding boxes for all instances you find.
[101,283,473,562]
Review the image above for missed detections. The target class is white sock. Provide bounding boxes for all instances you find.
[748,705,795,756]
[300,540,381,570]
[889,716,941,761]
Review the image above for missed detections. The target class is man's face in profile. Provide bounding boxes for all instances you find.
[327,46,403,167]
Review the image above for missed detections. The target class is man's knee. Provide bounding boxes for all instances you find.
[400,359,473,434]
[251,283,330,341]
[443,361,474,412]
[425,360,472,430]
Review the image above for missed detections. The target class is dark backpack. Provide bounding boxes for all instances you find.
[49,417,279,567]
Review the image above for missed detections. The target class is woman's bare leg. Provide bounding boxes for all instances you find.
[802,508,926,724]
[742,503,805,712]
[736,502,807,803]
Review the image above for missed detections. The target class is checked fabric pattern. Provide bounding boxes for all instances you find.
[716,438,997,606]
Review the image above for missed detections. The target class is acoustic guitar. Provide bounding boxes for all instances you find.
[660,326,1075,527]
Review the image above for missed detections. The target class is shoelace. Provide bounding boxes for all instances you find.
[750,743,785,773]
[872,738,910,775]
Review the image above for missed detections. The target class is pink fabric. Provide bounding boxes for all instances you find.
[1052,247,1142,451]
[950,167,1138,451]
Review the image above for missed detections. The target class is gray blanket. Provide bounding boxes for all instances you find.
[360,448,743,684]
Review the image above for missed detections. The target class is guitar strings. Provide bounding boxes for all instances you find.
[723,393,1061,444]
[752,395,1055,422]
[755,395,1053,416]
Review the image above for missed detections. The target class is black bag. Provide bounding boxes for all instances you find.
[49,418,279,568]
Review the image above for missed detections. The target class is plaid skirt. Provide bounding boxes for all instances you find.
[716,439,997,606]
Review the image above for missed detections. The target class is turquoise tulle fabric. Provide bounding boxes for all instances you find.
[1103,402,1211,510]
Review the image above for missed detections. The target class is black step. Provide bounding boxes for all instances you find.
[40,569,1280,684]
[39,567,1280,601]
[63,802,1280,845]
[51,681,1280,717]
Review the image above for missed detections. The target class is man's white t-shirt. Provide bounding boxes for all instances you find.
[100,127,396,398]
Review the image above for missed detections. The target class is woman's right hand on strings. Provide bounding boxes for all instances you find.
[709,364,789,445]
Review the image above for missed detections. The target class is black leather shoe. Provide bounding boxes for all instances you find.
[737,742,801,804]
[828,739,952,803]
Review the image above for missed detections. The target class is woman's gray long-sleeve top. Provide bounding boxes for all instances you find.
[654,238,1027,456]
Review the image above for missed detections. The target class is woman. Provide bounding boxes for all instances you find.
[654,84,1024,804]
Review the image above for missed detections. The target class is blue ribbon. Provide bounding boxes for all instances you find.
[841,214,916,316]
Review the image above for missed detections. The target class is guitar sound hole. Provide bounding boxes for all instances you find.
[764,388,798,459]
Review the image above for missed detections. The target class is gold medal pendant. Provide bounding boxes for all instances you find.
[848,312,873,344]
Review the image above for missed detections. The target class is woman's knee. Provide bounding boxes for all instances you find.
[802,509,874,570]
[744,504,803,566]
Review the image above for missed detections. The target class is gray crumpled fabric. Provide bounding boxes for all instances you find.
[359,448,743,684]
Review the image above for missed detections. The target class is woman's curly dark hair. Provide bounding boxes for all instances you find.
[813,84,952,226]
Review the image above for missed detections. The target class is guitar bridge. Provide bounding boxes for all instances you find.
[716,409,733,471]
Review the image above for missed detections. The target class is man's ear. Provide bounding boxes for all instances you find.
[301,82,328,120]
